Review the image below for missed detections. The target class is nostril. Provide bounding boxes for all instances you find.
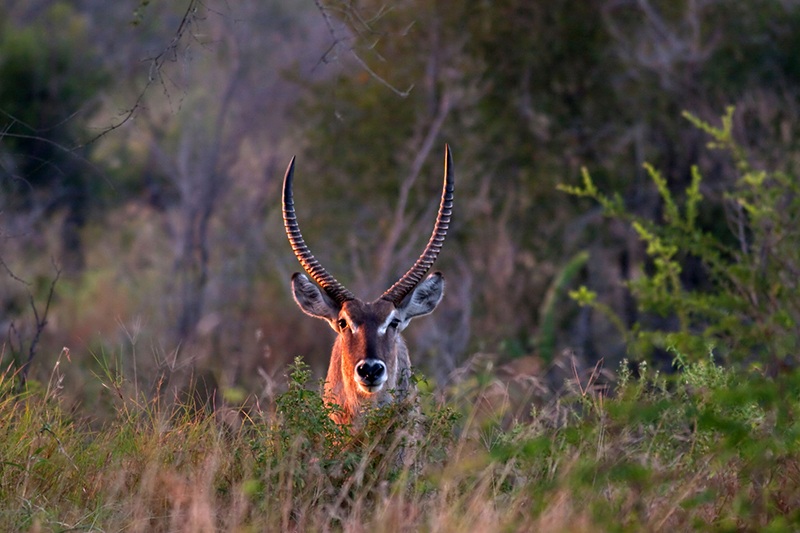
[356,362,370,379]
[369,362,385,379]
[356,360,385,382]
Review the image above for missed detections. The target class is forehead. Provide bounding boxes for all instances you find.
[341,299,394,323]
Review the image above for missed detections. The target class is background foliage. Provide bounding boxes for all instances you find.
[2,0,799,401]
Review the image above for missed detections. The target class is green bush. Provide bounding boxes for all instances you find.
[561,108,800,369]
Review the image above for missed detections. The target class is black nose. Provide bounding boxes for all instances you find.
[355,360,385,383]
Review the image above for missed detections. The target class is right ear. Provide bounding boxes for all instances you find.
[291,273,341,329]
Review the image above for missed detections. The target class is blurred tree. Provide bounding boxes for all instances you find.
[295,0,800,372]
[296,0,478,381]
[4,0,800,402]
[0,3,108,275]
[296,0,627,368]
[122,0,331,391]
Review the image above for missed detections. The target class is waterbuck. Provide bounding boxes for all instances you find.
[282,145,454,426]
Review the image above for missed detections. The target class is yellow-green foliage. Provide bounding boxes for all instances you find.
[561,108,800,368]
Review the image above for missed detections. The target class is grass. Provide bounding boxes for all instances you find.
[2,351,800,532]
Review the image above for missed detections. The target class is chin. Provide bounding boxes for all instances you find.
[357,383,385,394]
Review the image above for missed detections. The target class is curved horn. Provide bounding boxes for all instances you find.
[381,144,454,305]
[283,157,355,304]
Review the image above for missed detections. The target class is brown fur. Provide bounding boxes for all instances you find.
[323,299,412,426]
[290,272,443,426]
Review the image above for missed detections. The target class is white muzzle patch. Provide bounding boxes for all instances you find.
[354,358,388,393]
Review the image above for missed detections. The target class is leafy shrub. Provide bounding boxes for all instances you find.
[560,108,800,369]
[489,349,800,530]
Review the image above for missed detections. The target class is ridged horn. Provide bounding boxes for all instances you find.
[283,157,355,304]
[381,144,454,305]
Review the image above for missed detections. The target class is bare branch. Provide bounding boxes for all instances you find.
[0,256,28,286]
[373,90,452,290]
[82,0,202,147]
[0,258,61,388]
[17,261,62,389]
[313,0,414,97]
[0,1,203,198]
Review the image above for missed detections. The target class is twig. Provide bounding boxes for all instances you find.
[83,0,202,147]
[0,0,202,195]
[373,91,452,288]
[0,256,28,286]
[18,262,62,389]
[313,0,413,97]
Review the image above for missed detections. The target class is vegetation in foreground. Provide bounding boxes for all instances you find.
[2,350,799,532]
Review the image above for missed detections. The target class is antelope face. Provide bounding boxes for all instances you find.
[338,299,397,393]
[291,272,445,395]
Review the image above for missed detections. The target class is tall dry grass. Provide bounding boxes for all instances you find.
[3,349,800,531]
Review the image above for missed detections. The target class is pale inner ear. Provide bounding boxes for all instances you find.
[291,273,340,330]
[391,272,445,331]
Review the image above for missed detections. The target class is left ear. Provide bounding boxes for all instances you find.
[395,272,445,324]
[291,273,341,330]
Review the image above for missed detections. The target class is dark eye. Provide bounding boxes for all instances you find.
[338,318,348,331]
[388,318,400,330]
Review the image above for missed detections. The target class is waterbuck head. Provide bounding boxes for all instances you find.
[282,145,454,425]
